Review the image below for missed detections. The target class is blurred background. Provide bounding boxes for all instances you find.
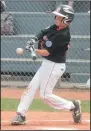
[1,0,90,88]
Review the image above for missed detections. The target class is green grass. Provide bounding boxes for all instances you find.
[1,98,54,111]
[1,98,90,112]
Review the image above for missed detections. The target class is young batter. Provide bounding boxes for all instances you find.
[11,5,82,125]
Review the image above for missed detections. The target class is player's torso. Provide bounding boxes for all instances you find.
[38,25,70,63]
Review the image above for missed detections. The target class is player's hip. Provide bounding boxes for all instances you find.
[42,58,66,71]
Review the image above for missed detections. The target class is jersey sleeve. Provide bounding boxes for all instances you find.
[35,25,56,40]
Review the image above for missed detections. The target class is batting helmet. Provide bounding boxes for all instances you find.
[52,5,74,25]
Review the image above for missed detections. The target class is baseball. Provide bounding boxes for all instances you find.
[16,48,23,55]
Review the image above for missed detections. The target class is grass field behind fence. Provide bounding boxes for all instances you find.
[1,98,90,112]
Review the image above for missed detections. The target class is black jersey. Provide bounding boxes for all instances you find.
[36,24,71,63]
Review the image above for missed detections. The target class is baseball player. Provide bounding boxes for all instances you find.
[11,5,82,125]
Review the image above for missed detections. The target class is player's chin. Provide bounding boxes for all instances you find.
[55,22,60,26]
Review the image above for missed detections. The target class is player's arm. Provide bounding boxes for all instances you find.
[25,25,55,55]
[25,39,50,56]
[35,49,50,56]
[25,27,50,51]
[28,33,68,57]
[30,26,51,41]
[35,25,55,40]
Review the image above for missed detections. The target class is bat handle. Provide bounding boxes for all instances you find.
[30,47,37,60]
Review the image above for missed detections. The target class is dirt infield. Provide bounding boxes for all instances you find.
[1,88,90,130]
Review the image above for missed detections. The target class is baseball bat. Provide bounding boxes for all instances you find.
[29,47,37,60]
[25,40,37,60]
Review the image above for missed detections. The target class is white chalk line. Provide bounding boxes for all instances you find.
[1,119,90,123]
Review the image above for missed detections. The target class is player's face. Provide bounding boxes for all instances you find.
[55,15,67,28]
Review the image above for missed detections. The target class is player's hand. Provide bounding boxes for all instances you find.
[25,39,35,51]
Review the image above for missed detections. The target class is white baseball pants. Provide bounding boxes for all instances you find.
[17,59,75,116]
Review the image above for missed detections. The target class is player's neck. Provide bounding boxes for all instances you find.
[57,25,68,30]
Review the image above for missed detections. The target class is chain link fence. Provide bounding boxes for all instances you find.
[1,0,90,88]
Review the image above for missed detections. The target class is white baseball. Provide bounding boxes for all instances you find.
[16,48,23,55]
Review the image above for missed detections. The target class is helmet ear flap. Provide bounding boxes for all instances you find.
[61,17,65,24]
[55,16,69,25]
[61,17,72,25]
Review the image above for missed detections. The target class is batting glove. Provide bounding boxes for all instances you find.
[25,39,35,52]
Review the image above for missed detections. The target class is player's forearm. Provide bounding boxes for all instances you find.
[35,49,50,56]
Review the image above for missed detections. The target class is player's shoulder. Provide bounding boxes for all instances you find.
[45,24,56,30]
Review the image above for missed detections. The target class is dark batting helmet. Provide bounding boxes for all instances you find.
[52,5,74,25]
